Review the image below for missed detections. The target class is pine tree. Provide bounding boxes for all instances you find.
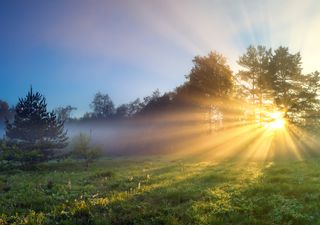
[269,46,302,113]
[237,45,272,123]
[5,87,68,164]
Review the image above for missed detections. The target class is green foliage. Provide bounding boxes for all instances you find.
[0,158,320,224]
[238,45,320,127]
[90,92,115,119]
[238,45,272,104]
[72,133,102,168]
[5,87,68,165]
[269,47,302,102]
[186,51,234,99]
[54,105,77,122]
[0,177,10,193]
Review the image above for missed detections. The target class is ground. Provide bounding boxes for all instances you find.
[1,157,320,225]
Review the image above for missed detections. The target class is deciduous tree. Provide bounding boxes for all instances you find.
[90,92,115,119]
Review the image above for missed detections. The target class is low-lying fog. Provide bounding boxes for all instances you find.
[0,112,208,156]
[66,117,206,155]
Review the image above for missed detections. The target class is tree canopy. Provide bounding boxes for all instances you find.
[90,92,115,119]
[5,87,68,164]
[237,46,320,127]
[186,51,234,99]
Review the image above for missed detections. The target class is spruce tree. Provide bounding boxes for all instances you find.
[5,87,68,164]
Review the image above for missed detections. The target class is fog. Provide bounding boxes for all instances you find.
[0,111,209,156]
[65,113,208,156]
[2,113,320,160]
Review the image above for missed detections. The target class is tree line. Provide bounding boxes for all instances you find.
[2,45,318,126]
[1,45,320,167]
[61,45,319,129]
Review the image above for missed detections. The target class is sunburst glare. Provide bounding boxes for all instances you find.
[265,111,286,129]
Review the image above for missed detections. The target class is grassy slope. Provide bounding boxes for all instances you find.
[1,157,320,225]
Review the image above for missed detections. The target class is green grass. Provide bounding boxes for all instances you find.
[1,157,320,224]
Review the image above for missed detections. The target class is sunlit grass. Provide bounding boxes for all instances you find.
[1,157,320,224]
[1,99,319,224]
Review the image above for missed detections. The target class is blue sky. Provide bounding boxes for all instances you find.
[1,0,320,117]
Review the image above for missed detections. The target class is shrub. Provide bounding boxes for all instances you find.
[71,133,102,168]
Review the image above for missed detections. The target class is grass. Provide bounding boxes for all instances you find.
[1,157,320,224]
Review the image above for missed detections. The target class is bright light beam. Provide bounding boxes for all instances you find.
[268,111,286,129]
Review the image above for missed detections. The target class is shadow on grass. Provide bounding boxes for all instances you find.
[2,156,320,224]
[92,160,317,225]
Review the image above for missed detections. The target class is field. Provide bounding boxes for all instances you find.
[1,156,320,225]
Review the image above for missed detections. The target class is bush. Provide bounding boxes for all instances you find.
[72,133,102,168]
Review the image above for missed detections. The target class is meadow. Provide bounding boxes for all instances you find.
[1,156,320,225]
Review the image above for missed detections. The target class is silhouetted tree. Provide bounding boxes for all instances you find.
[54,105,77,122]
[115,104,130,118]
[0,100,10,123]
[81,112,93,121]
[186,51,234,99]
[267,46,319,125]
[0,100,14,123]
[90,92,115,119]
[135,89,169,115]
[142,89,161,106]
[269,47,302,113]
[238,46,272,102]
[290,71,320,126]
[5,87,68,165]
[183,52,234,130]
[237,45,320,127]
[238,46,272,122]
[126,98,143,117]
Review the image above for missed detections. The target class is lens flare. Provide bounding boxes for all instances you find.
[267,111,286,129]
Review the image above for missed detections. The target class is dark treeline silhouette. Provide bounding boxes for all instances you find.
[1,45,320,161]
[71,46,320,128]
[0,100,14,126]
[0,100,15,139]
[60,46,320,156]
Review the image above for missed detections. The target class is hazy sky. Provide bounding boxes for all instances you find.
[1,0,320,117]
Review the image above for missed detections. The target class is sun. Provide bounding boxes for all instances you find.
[268,111,286,129]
